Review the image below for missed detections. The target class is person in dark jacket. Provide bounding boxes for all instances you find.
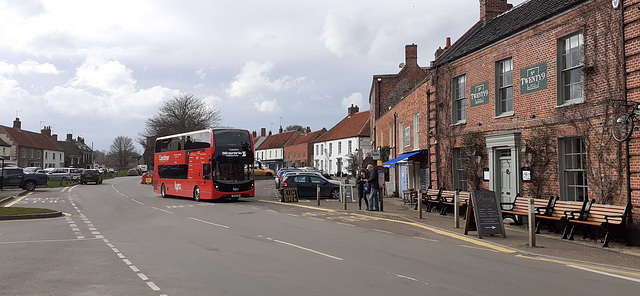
[366,164,379,211]
[356,168,369,210]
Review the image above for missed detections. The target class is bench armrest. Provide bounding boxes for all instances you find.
[564,210,587,220]
[604,215,625,224]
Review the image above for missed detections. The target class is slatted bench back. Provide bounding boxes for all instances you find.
[584,203,629,225]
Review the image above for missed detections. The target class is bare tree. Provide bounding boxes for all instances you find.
[284,125,306,132]
[109,136,137,170]
[139,93,222,166]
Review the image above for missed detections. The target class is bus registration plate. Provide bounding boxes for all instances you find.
[231,194,241,198]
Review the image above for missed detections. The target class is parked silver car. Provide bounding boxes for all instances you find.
[47,167,82,181]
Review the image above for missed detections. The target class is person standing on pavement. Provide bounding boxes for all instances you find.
[356,168,369,210]
[366,164,379,211]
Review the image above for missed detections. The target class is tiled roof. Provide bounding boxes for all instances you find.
[315,111,370,143]
[288,129,326,146]
[0,125,64,151]
[257,130,299,150]
[436,0,586,65]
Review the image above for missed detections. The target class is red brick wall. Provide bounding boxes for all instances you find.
[430,1,631,213]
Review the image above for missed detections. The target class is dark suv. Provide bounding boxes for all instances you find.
[80,169,103,185]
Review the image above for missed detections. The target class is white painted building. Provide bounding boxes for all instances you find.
[313,106,371,175]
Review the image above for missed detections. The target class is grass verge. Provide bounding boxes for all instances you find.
[0,207,57,216]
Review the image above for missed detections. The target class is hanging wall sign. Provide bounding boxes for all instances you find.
[470,82,490,107]
[520,62,547,94]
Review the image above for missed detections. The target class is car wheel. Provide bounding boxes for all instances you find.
[265,172,273,177]
[161,184,167,198]
[23,180,37,191]
[193,186,201,202]
[99,179,103,184]
[61,177,67,182]
[330,188,339,199]
[81,181,85,185]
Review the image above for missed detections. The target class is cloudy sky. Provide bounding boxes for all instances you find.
[0,0,527,152]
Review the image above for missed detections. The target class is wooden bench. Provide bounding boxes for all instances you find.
[417,187,443,212]
[563,201,632,247]
[500,195,557,233]
[438,190,470,217]
[535,199,591,237]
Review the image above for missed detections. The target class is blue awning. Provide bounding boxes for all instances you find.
[382,151,422,168]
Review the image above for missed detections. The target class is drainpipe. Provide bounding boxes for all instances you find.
[620,3,631,207]
[426,87,432,189]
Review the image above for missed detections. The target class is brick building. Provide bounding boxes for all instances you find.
[371,0,639,226]
[283,128,326,168]
[0,119,65,168]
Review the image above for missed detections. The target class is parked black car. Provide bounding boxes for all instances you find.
[279,173,341,198]
[0,167,48,191]
[80,169,103,185]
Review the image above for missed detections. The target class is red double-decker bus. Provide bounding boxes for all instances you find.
[152,128,255,201]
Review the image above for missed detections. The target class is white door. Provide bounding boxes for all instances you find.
[498,149,515,203]
[399,164,408,192]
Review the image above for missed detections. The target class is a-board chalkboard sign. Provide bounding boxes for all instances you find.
[464,190,506,239]
[281,188,299,202]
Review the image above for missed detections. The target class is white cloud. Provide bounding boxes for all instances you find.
[41,57,176,119]
[68,57,135,95]
[321,11,373,58]
[0,59,60,75]
[341,92,364,110]
[18,59,61,74]
[227,61,305,98]
[254,99,280,113]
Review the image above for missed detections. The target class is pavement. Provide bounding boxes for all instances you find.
[296,194,640,272]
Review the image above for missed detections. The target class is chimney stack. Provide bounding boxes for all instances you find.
[480,0,512,22]
[405,44,418,67]
[348,104,360,117]
[52,134,58,142]
[261,128,266,137]
[446,37,451,48]
[252,131,257,138]
[67,133,73,141]
[13,118,21,130]
[41,126,52,137]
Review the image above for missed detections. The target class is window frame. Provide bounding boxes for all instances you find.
[557,32,584,106]
[452,148,468,191]
[558,137,588,202]
[496,58,514,116]
[452,74,467,124]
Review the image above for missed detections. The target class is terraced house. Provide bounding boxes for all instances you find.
[371,0,639,232]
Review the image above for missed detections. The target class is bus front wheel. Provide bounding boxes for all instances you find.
[193,186,201,202]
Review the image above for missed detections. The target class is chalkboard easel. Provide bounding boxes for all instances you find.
[281,188,299,202]
[464,190,506,239]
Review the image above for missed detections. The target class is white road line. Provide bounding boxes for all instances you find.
[270,238,343,261]
[131,199,145,205]
[373,229,394,234]
[188,217,230,229]
[147,282,161,292]
[130,265,140,272]
[152,207,173,214]
[137,273,149,281]
[568,265,640,283]
[396,274,418,282]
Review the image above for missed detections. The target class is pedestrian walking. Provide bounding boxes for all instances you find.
[366,164,380,211]
[356,168,369,210]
